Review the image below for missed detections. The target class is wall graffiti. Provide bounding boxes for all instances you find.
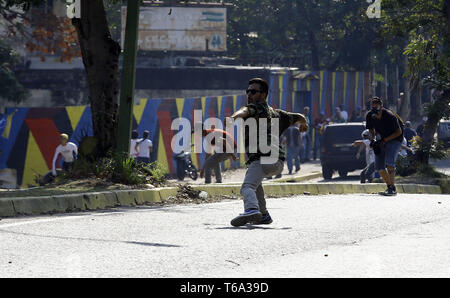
[0,69,367,187]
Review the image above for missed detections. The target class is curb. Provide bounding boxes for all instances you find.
[0,182,443,218]
[191,183,443,197]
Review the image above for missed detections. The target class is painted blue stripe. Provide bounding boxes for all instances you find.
[138,99,162,146]
[0,108,29,169]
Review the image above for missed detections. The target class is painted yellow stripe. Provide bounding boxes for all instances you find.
[217,96,223,118]
[1,111,15,139]
[291,80,297,112]
[21,132,48,187]
[66,106,85,131]
[201,96,207,116]
[175,98,184,118]
[133,98,148,125]
[157,128,169,174]
[191,133,199,169]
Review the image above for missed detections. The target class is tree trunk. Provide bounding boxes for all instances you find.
[399,56,411,120]
[72,0,121,156]
[416,90,450,164]
[307,29,320,70]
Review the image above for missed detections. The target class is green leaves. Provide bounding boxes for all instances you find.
[0,38,28,103]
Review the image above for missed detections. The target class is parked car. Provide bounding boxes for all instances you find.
[437,119,450,148]
[320,122,367,180]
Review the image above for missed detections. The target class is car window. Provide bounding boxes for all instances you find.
[324,126,365,144]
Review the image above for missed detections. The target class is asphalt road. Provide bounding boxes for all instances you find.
[1,193,450,278]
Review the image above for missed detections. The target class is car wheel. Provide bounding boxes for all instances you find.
[322,165,333,180]
[338,170,348,178]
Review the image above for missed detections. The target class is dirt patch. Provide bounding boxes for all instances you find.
[161,184,240,205]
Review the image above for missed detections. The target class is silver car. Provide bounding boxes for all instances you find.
[437,119,450,148]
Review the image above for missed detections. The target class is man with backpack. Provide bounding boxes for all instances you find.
[366,96,404,196]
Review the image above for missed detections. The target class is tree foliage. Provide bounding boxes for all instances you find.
[0,38,28,102]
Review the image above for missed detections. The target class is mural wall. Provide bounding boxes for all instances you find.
[0,69,368,187]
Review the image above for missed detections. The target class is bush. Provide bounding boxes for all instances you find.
[59,151,167,186]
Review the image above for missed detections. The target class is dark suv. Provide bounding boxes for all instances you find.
[320,123,367,180]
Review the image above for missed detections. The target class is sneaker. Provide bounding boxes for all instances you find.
[379,185,397,196]
[231,209,262,227]
[256,213,273,225]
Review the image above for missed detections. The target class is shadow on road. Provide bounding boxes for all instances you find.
[214,225,292,230]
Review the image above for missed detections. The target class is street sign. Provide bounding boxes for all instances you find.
[121,6,227,52]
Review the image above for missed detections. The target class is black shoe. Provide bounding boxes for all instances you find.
[288,170,292,175]
[274,174,282,179]
[231,210,262,227]
[295,167,300,172]
[256,213,273,225]
[379,185,397,196]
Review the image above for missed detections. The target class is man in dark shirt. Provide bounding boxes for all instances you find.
[366,97,403,196]
[281,124,302,174]
[226,78,308,226]
[403,121,417,146]
[200,127,238,184]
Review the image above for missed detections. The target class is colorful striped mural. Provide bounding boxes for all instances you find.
[0,69,368,188]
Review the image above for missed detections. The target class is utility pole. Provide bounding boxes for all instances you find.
[116,0,140,154]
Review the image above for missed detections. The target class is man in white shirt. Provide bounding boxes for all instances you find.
[135,130,153,164]
[129,130,140,158]
[339,104,348,122]
[52,133,78,176]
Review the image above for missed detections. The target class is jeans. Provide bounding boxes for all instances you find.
[241,159,284,213]
[62,161,73,172]
[203,152,234,183]
[136,157,151,165]
[299,134,311,162]
[375,140,402,171]
[286,145,300,173]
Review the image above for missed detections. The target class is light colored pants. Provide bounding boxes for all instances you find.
[241,159,284,213]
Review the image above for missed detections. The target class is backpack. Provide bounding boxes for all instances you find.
[387,108,405,132]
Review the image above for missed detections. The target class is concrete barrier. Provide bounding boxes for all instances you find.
[0,183,443,218]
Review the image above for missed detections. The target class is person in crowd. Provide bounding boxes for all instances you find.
[52,133,78,176]
[281,123,302,175]
[130,130,140,159]
[135,130,153,165]
[339,104,348,122]
[333,107,346,123]
[416,116,427,138]
[403,121,417,146]
[200,126,238,184]
[350,107,365,122]
[299,106,312,163]
[313,112,326,160]
[352,129,375,183]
